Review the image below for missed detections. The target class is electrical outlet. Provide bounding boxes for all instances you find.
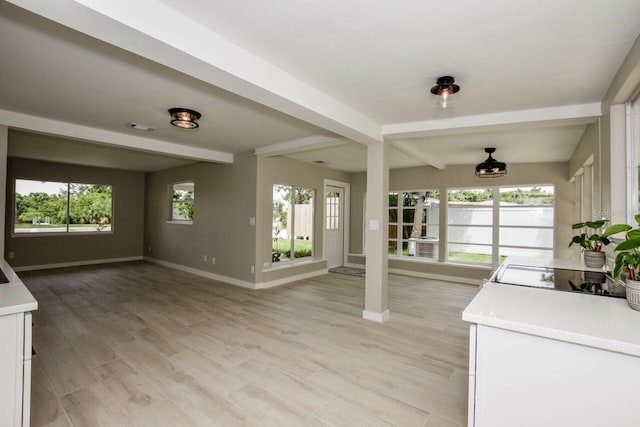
[147,245,151,253]
[8,252,14,259]
[263,261,269,268]
[211,257,215,265]
[203,255,207,262]
[250,265,255,274]
[249,216,256,226]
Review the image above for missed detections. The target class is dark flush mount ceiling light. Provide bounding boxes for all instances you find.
[475,147,507,178]
[168,108,201,129]
[430,75,460,109]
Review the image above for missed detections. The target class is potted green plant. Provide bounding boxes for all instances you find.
[611,214,640,311]
[569,220,629,268]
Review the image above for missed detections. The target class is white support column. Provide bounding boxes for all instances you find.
[0,126,7,258]
[610,104,629,224]
[363,141,390,323]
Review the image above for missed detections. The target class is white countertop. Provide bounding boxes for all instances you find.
[0,259,37,316]
[463,257,640,357]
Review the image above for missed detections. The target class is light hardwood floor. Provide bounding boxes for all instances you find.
[20,261,479,427]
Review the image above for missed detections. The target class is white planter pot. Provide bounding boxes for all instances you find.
[625,279,640,311]
[583,251,605,268]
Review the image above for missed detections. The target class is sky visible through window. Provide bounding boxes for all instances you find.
[15,180,66,195]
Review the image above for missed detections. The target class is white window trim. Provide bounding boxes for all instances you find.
[627,91,640,224]
[165,220,193,225]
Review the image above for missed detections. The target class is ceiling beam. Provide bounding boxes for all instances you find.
[382,103,602,139]
[390,141,445,170]
[0,109,233,163]
[255,136,348,157]
[6,0,383,146]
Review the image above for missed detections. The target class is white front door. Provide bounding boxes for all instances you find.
[325,185,344,269]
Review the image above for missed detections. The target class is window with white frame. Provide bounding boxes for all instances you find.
[447,188,494,264]
[388,190,440,259]
[171,181,194,222]
[498,186,554,259]
[14,179,113,234]
[447,185,554,266]
[629,93,640,221]
[272,184,314,262]
[326,191,340,230]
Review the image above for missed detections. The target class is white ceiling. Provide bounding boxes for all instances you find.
[1,1,639,172]
[157,0,639,123]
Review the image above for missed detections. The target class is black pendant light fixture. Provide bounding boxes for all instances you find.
[430,75,460,109]
[475,148,507,178]
[168,108,201,129]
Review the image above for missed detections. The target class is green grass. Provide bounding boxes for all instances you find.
[388,247,506,264]
[15,223,65,229]
[272,238,312,255]
[15,223,110,228]
[448,252,507,264]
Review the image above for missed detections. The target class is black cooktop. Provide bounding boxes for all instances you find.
[492,264,626,298]
[0,268,8,284]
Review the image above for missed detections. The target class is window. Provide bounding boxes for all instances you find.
[272,184,314,262]
[447,185,554,266]
[630,93,640,222]
[388,190,440,259]
[171,181,194,222]
[14,179,112,234]
[499,186,554,259]
[326,191,340,230]
[447,188,494,264]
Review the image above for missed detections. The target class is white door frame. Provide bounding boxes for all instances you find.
[323,179,350,268]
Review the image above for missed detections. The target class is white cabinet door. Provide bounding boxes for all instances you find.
[474,325,640,427]
[0,312,25,427]
[467,324,476,427]
[23,312,32,427]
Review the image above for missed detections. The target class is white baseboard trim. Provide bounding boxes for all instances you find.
[343,262,365,269]
[362,309,390,323]
[257,268,328,289]
[144,257,257,289]
[388,268,482,286]
[12,256,143,272]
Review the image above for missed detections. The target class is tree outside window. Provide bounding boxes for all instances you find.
[14,179,112,234]
[171,182,194,221]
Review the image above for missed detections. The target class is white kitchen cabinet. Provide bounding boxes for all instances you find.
[468,324,640,427]
[463,257,640,427]
[0,261,37,427]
